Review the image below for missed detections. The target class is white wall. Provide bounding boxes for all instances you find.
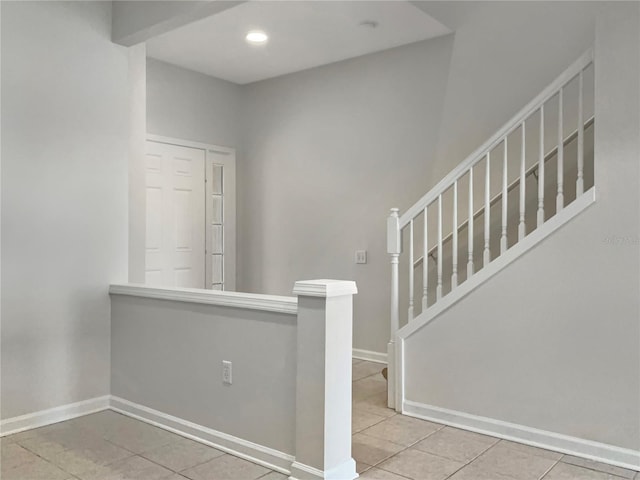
[237,37,454,355]
[404,2,640,452]
[111,294,297,455]
[1,1,129,419]
[146,58,241,148]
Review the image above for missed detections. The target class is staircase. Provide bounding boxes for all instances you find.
[386,49,595,410]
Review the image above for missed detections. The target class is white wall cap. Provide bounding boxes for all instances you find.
[109,284,297,314]
[293,279,358,298]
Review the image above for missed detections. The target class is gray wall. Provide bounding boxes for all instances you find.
[405,2,640,451]
[147,58,241,148]
[143,1,632,360]
[112,1,241,46]
[237,37,454,354]
[417,1,602,183]
[111,295,296,454]
[1,1,128,418]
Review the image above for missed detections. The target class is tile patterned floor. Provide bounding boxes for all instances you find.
[1,360,637,480]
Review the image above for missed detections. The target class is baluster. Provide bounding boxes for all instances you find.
[422,207,428,311]
[483,152,491,266]
[577,70,584,196]
[557,87,564,211]
[436,195,443,300]
[501,138,508,254]
[387,209,401,340]
[467,167,474,277]
[537,105,545,227]
[408,220,414,321]
[452,181,458,289]
[519,123,526,240]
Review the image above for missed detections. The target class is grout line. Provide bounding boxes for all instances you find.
[538,459,562,479]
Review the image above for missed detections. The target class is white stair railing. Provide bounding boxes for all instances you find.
[386,49,594,410]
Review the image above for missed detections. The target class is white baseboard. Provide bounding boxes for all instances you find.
[290,458,357,480]
[109,396,295,475]
[403,400,640,472]
[353,348,387,364]
[0,396,110,437]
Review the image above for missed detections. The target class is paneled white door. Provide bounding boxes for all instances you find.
[145,141,205,288]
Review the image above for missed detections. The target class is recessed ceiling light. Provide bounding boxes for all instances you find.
[246,30,268,44]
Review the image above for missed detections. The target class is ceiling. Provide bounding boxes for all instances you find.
[145,1,452,85]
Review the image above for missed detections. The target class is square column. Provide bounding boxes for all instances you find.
[289,280,358,480]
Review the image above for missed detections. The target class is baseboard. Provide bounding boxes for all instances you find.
[109,396,294,475]
[353,348,387,364]
[403,400,640,472]
[0,395,110,437]
[290,458,357,480]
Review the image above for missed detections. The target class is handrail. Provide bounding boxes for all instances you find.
[399,47,594,228]
[413,116,594,267]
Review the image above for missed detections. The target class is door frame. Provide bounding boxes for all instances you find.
[146,134,236,291]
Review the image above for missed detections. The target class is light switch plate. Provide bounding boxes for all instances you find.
[355,250,367,264]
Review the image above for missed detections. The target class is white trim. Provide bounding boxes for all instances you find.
[289,459,357,480]
[352,348,387,364]
[289,462,324,480]
[397,188,596,340]
[293,279,358,298]
[109,283,298,315]
[403,400,640,472]
[400,48,594,227]
[109,396,294,475]
[146,134,235,154]
[0,396,110,437]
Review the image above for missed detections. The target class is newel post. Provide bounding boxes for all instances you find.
[387,208,401,410]
[290,279,358,480]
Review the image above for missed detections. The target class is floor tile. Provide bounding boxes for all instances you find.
[44,445,134,476]
[77,455,174,480]
[352,433,406,466]
[359,467,413,479]
[102,419,183,454]
[353,376,388,401]
[353,410,387,433]
[411,426,498,463]
[499,439,564,461]
[377,448,464,480]
[181,454,269,480]
[353,391,397,419]
[257,472,288,480]
[1,442,40,470]
[1,454,71,480]
[18,428,132,475]
[357,461,372,474]
[447,462,518,480]
[543,462,628,479]
[470,441,559,480]
[353,361,386,381]
[360,414,442,447]
[561,455,637,479]
[141,435,225,472]
[63,410,131,435]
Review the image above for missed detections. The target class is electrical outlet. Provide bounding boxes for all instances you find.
[222,360,232,385]
[355,250,367,264]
